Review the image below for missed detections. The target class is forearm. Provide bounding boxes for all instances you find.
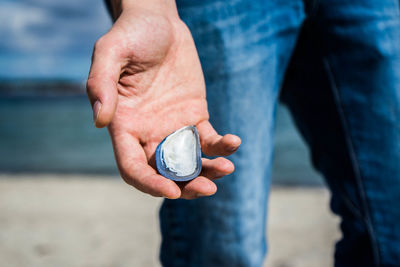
[109,0,179,21]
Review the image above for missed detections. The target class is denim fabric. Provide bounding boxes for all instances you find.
[159,0,400,266]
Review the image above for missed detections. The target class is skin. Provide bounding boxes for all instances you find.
[86,0,241,199]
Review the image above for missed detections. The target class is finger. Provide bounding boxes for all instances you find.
[86,36,121,128]
[111,132,181,199]
[197,120,241,156]
[178,158,235,199]
[126,172,181,199]
[178,176,217,199]
[200,158,235,179]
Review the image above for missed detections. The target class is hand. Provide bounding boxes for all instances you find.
[86,3,241,199]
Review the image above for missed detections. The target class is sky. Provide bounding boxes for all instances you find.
[0,0,111,81]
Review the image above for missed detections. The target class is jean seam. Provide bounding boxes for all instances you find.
[322,57,381,266]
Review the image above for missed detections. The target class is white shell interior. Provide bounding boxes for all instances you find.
[161,127,198,177]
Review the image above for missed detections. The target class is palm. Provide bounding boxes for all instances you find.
[87,11,241,199]
[110,12,208,160]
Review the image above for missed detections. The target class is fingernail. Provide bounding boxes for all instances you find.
[93,100,101,123]
[228,146,239,152]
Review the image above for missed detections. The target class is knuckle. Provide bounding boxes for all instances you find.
[93,36,107,51]
[85,77,98,100]
[120,173,148,194]
[118,165,138,187]
[120,172,135,187]
[86,77,96,92]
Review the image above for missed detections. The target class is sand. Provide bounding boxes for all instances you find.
[0,174,340,267]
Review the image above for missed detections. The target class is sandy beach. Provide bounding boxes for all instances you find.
[0,174,340,267]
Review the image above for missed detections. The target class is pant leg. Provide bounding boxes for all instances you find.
[281,0,400,266]
[159,1,305,266]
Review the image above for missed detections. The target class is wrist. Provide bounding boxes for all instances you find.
[110,0,179,21]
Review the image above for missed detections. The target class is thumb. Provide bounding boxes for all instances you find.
[86,38,120,128]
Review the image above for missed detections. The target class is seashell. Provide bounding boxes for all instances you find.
[155,125,202,181]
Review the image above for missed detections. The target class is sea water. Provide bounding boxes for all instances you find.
[0,96,323,185]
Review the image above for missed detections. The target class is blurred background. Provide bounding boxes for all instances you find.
[0,0,340,266]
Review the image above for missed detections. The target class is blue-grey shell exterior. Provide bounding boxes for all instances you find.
[155,126,202,182]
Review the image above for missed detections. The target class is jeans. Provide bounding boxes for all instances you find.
[159,0,400,266]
